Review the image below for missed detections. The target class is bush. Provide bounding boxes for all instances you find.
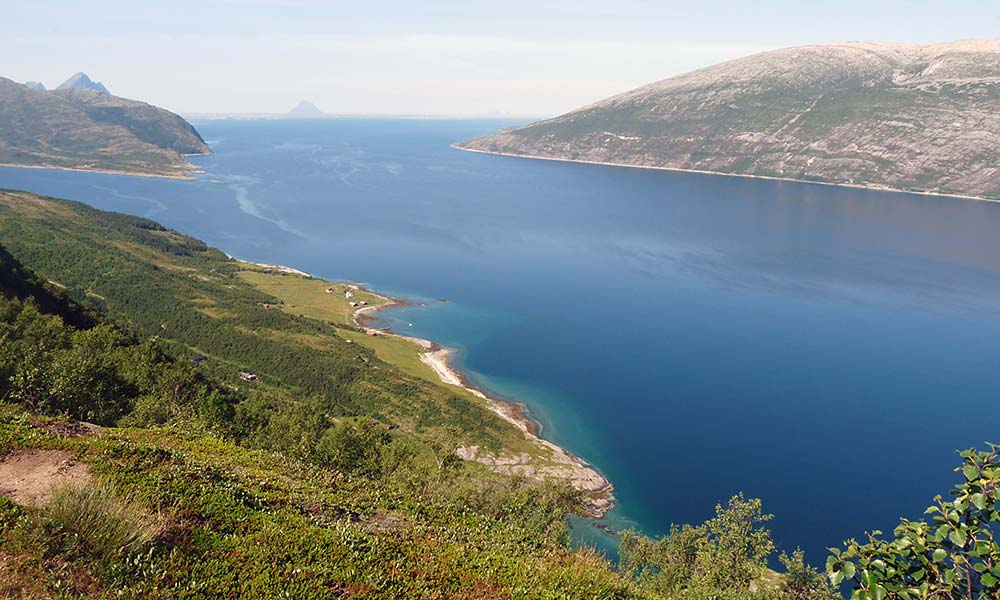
[46,482,157,564]
[829,444,1000,599]
[316,419,391,478]
[620,493,781,598]
[780,548,836,600]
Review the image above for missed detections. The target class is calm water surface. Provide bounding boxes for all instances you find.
[4,118,1000,563]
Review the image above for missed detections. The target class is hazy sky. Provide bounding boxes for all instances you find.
[4,1,998,117]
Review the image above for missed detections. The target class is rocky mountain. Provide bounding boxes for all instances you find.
[457,39,1000,200]
[0,76,210,176]
[22,81,45,91]
[55,71,109,93]
[287,99,325,117]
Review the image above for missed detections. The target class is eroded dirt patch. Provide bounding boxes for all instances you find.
[0,449,92,505]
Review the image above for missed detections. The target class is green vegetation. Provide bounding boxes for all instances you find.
[0,189,526,456]
[237,269,385,326]
[619,494,835,600]
[0,223,636,597]
[829,445,1000,599]
[0,407,630,598]
[46,481,158,566]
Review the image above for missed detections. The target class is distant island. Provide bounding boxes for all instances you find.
[457,39,1000,201]
[287,99,325,118]
[0,72,211,178]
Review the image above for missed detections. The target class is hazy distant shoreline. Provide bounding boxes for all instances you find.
[0,162,200,181]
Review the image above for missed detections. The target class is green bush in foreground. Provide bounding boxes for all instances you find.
[829,444,1000,599]
[620,493,836,599]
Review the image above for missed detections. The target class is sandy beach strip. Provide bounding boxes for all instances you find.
[352,291,614,516]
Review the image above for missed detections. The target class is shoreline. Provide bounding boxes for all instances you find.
[226,255,614,515]
[0,162,200,181]
[230,255,314,278]
[452,144,1000,205]
[350,285,615,518]
[0,149,211,181]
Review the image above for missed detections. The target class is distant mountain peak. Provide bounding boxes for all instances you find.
[288,100,324,117]
[22,81,45,91]
[56,72,109,93]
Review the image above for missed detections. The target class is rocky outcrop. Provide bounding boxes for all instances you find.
[457,445,614,517]
[458,40,1000,200]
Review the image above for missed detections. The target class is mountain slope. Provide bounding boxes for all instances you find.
[457,39,1000,199]
[0,77,210,176]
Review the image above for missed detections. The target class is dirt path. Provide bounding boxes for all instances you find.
[0,449,92,505]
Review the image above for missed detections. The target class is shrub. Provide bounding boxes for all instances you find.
[316,419,391,478]
[620,493,782,598]
[46,482,157,564]
[780,548,836,600]
[828,444,1000,599]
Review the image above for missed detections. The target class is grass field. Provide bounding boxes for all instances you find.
[237,268,388,326]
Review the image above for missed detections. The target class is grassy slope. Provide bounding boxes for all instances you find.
[0,407,639,599]
[236,268,520,451]
[236,270,386,326]
[0,190,646,597]
[0,189,554,462]
[237,269,453,387]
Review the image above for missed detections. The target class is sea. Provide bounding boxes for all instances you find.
[4,117,1000,565]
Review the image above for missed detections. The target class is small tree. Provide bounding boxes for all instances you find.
[782,548,837,600]
[619,493,778,597]
[316,419,391,478]
[828,444,1000,599]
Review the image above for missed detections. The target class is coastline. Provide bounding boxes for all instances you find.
[0,162,200,181]
[231,256,314,278]
[227,256,614,516]
[451,144,1000,205]
[350,285,615,518]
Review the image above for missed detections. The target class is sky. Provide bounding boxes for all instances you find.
[3,1,999,117]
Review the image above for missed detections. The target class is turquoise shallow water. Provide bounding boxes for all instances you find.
[4,117,1000,565]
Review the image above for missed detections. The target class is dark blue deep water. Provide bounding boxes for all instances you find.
[4,118,1000,565]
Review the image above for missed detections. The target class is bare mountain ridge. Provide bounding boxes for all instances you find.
[457,40,1000,199]
[0,75,210,176]
[56,72,109,93]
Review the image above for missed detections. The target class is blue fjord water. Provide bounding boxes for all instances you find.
[4,117,1000,564]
